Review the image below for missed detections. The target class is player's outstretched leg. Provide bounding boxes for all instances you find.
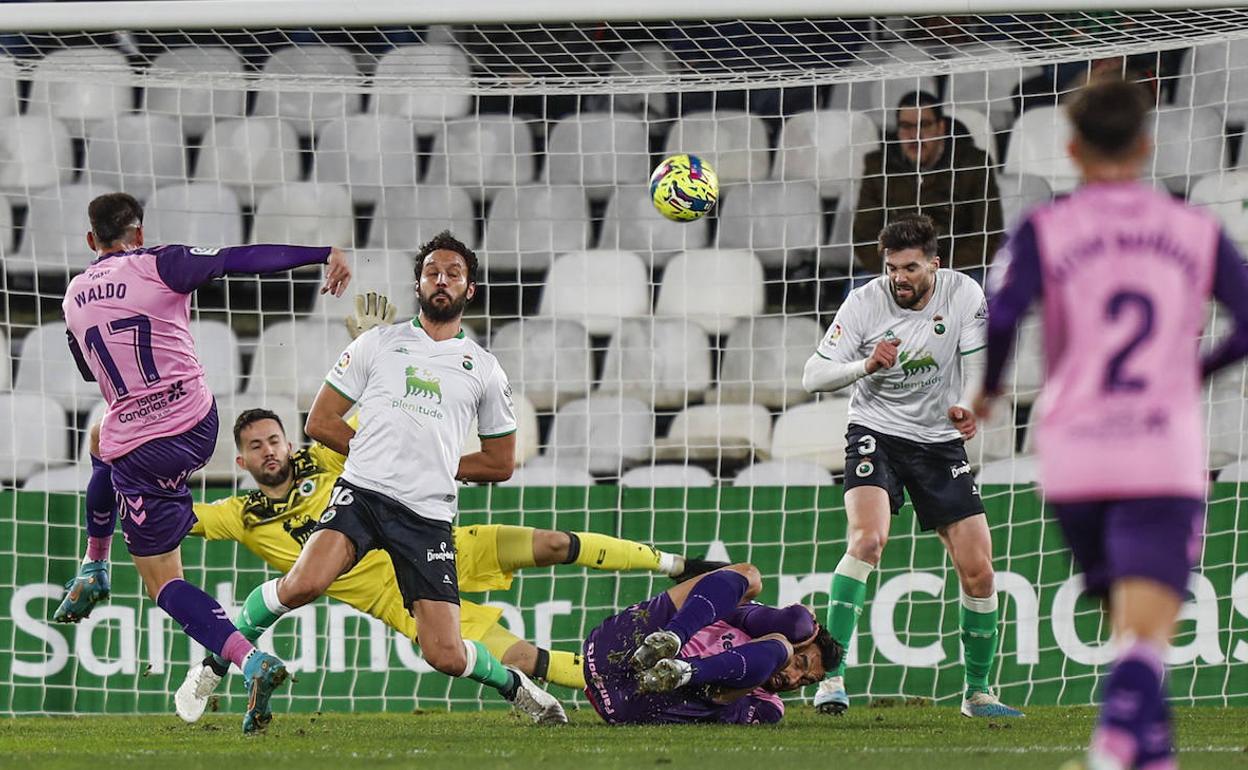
[53,456,116,623]
[507,527,723,581]
[815,553,872,715]
[241,650,289,735]
[631,566,755,671]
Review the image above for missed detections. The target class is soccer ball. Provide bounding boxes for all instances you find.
[649,154,719,222]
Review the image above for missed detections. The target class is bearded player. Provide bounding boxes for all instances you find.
[59,192,350,733]
[583,563,841,725]
[802,213,1022,718]
[975,78,1248,770]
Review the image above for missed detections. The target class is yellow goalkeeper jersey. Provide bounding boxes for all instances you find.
[190,441,505,641]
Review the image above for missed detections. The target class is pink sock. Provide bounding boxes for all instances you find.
[86,535,112,562]
[220,631,255,670]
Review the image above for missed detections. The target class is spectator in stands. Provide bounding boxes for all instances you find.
[852,91,1003,277]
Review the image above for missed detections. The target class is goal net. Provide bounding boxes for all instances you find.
[2,5,1248,716]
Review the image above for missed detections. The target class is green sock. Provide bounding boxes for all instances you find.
[463,639,515,693]
[960,594,999,694]
[237,578,288,642]
[826,554,873,679]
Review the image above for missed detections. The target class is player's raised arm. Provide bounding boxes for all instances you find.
[153,243,351,297]
[975,219,1043,418]
[803,294,900,393]
[1200,230,1248,378]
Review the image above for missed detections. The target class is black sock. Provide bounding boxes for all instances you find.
[561,532,581,565]
[204,654,229,677]
[500,670,521,700]
[532,648,551,681]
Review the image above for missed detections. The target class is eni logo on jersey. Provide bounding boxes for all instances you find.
[899,350,938,378]
[404,366,443,403]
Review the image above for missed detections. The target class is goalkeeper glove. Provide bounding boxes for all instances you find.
[345,291,397,340]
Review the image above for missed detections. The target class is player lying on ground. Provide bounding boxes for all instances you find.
[60,192,350,734]
[583,563,841,725]
[975,78,1248,770]
[802,213,1021,718]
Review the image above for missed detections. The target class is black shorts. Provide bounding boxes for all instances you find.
[843,423,984,531]
[313,478,460,607]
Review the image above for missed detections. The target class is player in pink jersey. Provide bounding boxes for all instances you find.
[583,564,842,725]
[58,193,351,734]
[975,80,1248,770]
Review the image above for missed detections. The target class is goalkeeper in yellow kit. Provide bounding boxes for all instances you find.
[166,293,722,722]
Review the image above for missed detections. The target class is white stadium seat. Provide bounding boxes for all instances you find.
[599,318,712,409]
[0,327,10,392]
[1174,39,1248,126]
[0,393,70,484]
[201,394,300,484]
[653,403,772,464]
[245,319,353,410]
[250,182,354,249]
[28,48,132,136]
[774,109,879,198]
[545,114,651,198]
[366,185,476,250]
[994,173,1052,231]
[975,455,1040,485]
[253,44,363,138]
[499,454,596,487]
[481,185,590,275]
[537,250,650,336]
[1189,171,1248,249]
[490,318,592,411]
[461,393,541,468]
[547,395,654,476]
[0,55,21,119]
[945,53,1041,131]
[769,399,851,472]
[0,115,74,194]
[715,315,823,409]
[1004,106,1079,194]
[426,115,536,198]
[663,110,770,183]
[1206,394,1248,470]
[144,47,247,138]
[313,115,419,204]
[11,183,111,277]
[717,180,822,268]
[80,400,107,462]
[313,249,416,320]
[13,322,104,413]
[830,72,940,130]
[964,399,1018,467]
[619,464,715,488]
[1000,312,1045,406]
[1148,106,1226,196]
[83,114,187,200]
[23,463,92,492]
[598,185,710,268]
[0,193,13,265]
[733,459,835,487]
[606,45,673,124]
[655,249,765,336]
[946,106,997,162]
[144,182,244,248]
[194,117,303,207]
[190,320,243,396]
[372,44,472,134]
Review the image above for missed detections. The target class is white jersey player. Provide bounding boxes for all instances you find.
[802,213,1022,718]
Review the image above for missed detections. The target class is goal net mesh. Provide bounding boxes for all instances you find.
[2,10,1247,715]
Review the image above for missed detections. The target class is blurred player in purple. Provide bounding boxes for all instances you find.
[58,192,351,733]
[583,564,842,725]
[975,79,1248,770]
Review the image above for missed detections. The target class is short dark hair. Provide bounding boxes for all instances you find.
[88,192,144,247]
[1067,77,1152,160]
[895,90,945,121]
[812,625,845,675]
[878,212,939,257]
[233,408,286,448]
[415,230,478,283]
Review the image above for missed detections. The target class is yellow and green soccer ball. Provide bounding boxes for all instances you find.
[649,153,719,222]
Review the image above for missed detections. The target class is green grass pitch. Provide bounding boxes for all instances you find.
[4,706,1247,769]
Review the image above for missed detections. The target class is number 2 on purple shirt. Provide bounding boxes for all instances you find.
[82,314,161,398]
[1103,290,1154,394]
